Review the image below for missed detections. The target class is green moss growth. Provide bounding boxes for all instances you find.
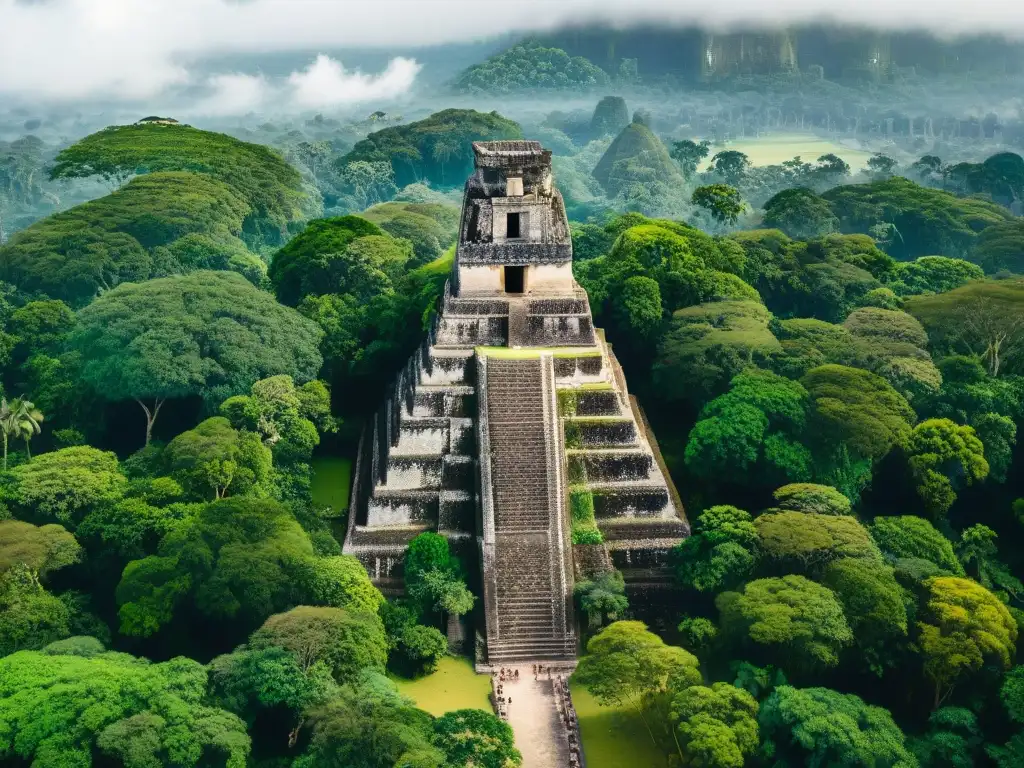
[558,390,580,417]
[569,487,603,545]
[570,488,594,521]
[565,421,583,449]
[573,527,604,545]
[391,656,491,716]
[567,454,588,485]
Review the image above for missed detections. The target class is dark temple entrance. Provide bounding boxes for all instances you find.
[504,266,525,294]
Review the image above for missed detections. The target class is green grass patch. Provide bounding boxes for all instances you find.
[310,456,352,515]
[411,245,455,279]
[391,656,491,716]
[570,487,602,544]
[570,683,668,768]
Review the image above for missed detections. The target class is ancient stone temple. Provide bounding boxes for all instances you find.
[343,140,688,664]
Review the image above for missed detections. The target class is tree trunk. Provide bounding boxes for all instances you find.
[24,437,30,460]
[2,432,7,471]
[446,612,466,653]
[136,398,165,446]
[634,700,659,750]
[670,720,686,764]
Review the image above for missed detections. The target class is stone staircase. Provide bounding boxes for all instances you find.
[488,360,550,532]
[482,356,575,662]
[344,288,495,585]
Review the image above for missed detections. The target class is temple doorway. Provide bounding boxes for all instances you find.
[504,266,525,294]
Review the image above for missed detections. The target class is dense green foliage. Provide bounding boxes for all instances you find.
[0,644,251,768]
[49,123,307,246]
[71,271,323,445]
[7,99,1024,768]
[0,172,255,306]
[339,109,522,188]
[361,201,460,266]
[454,41,609,93]
[566,164,1024,764]
[821,176,1011,259]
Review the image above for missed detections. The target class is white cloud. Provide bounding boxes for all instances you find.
[288,55,422,109]
[3,0,1024,104]
[191,72,271,116]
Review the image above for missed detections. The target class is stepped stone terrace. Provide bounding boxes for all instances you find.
[343,140,689,665]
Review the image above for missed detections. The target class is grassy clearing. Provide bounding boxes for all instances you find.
[570,683,668,768]
[413,245,455,279]
[392,656,492,716]
[310,456,352,515]
[698,132,876,171]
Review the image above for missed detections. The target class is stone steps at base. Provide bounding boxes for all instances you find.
[498,623,558,636]
[497,595,558,604]
[496,617,556,629]
[487,638,577,663]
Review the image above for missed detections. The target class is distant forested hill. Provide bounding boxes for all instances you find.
[452,40,610,93]
[338,109,522,188]
[49,123,310,248]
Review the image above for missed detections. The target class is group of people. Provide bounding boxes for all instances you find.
[492,666,519,719]
[554,674,584,767]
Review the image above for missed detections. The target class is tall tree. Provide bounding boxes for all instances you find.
[759,685,916,767]
[716,575,853,673]
[6,446,127,527]
[70,271,323,445]
[671,505,758,593]
[918,576,1017,709]
[670,683,759,768]
[116,497,316,639]
[802,364,915,462]
[1,397,43,460]
[0,520,80,579]
[907,279,1024,376]
[573,621,700,750]
[905,419,988,518]
[432,709,522,768]
[692,184,745,225]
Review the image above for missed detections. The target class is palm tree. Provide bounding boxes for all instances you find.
[2,397,43,465]
[0,398,12,470]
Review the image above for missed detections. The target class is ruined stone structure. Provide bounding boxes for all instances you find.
[344,141,688,664]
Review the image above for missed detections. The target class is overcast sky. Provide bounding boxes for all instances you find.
[4,0,1024,112]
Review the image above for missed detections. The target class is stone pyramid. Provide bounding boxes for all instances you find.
[343,140,689,665]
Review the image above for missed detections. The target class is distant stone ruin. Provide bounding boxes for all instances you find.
[343,140,689,664]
